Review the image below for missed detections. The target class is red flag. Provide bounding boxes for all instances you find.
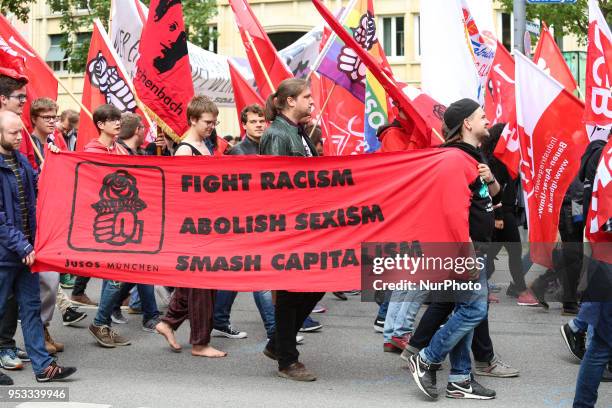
[135,0,194,140]
[228,60,264,135]
[77,19,145,151]
[493,120,520,179]
[585,137,612,263]
[0,14,58,169]
[228,0,293,99]
[515,52,589,268]
[485,42,515,126]
[585,0,612,128]
[533,23,578,94]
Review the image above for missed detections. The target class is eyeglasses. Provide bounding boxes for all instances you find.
[8,94,26,103]
[200,119,220,127]
[105,119,121,124]
[37,115,57,122]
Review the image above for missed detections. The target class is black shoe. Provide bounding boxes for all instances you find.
[263,345,278,361]
[560,323,585,361]
[35,362,77,382]
[374,317,384,333]
[602,363,612,382]
[408,353,440,399]
[446,378,496,400]
[62,307,87,327]
[332,292,348,300]
[0,371,13,385]
[530,276,549,309]
[562,302,580,316]
[506,283,519,298]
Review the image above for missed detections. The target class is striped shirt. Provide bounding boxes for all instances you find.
[2,153,31,240]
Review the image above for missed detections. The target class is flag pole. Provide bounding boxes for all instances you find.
[245,31,276,93]
[18,118,45,165]
[55,76,93,119]
[309,82,336,139]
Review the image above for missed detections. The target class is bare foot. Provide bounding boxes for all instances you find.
[155,321,181,352]
[191,344,227,358]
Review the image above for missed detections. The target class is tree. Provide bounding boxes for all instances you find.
[4,0,218,73]
[499,0,612,45]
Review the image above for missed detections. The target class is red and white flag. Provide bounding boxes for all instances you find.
[77,19,147,151]
[0,14,58,169]
[585,0,612,132]
[586,137,612,263]
[135,0,194,140]
[533,23,578,94]
[485,42,515,126]
[228,60,264,136]
[228,0,293,99]
[515,51,589,267]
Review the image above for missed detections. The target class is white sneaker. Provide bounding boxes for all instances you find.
[296,335,304,344]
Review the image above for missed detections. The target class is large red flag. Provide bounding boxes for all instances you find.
[485,42,515,126]
[585,137,612,263]
[533,23,578,94]
[135,0,194,140]
[0,14,58,169]
[228,0,293,99]
[515,52,589,268]
[77,19,145,151]
[228,60,264,134]
[584,0,612,129]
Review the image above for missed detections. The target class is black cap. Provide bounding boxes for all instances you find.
[443,98,481,139]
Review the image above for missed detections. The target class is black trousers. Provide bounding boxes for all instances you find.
[0,295,17,350]
[267,291,324,369]
[409,302,494,363]
[558,223,584,304]
[486,212,526,293]
[72,276,91,297]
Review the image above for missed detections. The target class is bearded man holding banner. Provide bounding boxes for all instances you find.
[259,78,324,382]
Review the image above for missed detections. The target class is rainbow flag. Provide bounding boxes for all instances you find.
[315,0,393,152]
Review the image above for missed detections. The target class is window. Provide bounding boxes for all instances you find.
[379,16,405,58]
[46,34,68,73]
[414,14,421,59]
[206,26,218,53]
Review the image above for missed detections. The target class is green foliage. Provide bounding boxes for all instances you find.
[498,0,612,45]
[0,0,36,22]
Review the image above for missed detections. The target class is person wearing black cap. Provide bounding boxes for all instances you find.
[408,98,500,400]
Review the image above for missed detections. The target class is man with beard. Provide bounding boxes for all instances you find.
[259,79,323,382]
[0,110,77,384]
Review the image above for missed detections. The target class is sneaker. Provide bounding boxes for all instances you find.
[373,317,384,333]
[14,347,29,362]
[35,362,77,383]
[62,307,87,326]
[408,353,440,399]
[488,283,502,293]
[278,362,316,382]
[0,349,23,370]
[299,316,322,332]
[332,292,348,300]
[212,325,247,339]
[560,323,586,361]
[400,347,417,362]
[312,303,326,313]
[296,335,304,344]
[446,378,496,399]
[71,294,98,307]
[390,333,412,351]
[345,290,361,296]
[111,310,128,324]
[0,371,13,385]
[59,274,75,289]
[89,324,116,348]
[517,290,539,306]
[142,317,161,333]
[108,327,131,346]
[474,355,519,377]
[44,327,64,353]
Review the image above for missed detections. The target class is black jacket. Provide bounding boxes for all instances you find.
[579,139,607,218]
[229,136,259,156]
[488,156,517,220]
[260,115,319,157]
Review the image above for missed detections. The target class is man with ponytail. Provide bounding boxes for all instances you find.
[259,78,323,382]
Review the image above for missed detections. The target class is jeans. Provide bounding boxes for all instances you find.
[129,288,141,310]
[72,276,90,296]
[112,283,159,322]
[213,290,238,328]
[253,290,275,338]
[573,330,612,408]
[94,280,123,326]
[0,266,53,374]
[383,289,427,342]
[420,265,488,382]
[39,271,60,325]
[377,300,389,320]
[0,295,17,350]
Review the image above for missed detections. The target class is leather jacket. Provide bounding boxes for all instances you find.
[259,115,319,157]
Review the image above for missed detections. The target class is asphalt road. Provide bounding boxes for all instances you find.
[3,257,612,408]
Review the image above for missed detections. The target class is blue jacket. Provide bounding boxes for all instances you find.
[0,151,37,267]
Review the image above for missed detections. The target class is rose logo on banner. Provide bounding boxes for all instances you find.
[68,163,165,254]
[92,170,147,246]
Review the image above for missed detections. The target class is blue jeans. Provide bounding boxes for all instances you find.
[129,288,141,310]
[253,290,275,338]
[0,266,53,374]
[112,283,159,322]
[383,289,427,342]
[420,267,488,383]
[377,300,389,320]
[94,280,123,326]
[573,330,611,408]
[214,290,276,337]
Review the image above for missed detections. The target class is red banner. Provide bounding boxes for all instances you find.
[586,137,612,263]
[34,149,478,291]
[485,42,515,126]
[533,23,578,94]
[135,0,194,140]
[228,60,264,135]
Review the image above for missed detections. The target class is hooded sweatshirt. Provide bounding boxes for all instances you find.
[84,138,129,155]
